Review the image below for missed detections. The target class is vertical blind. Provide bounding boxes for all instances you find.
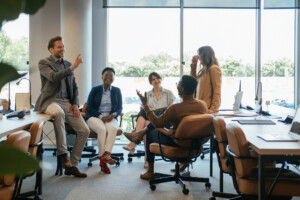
[104,0,299,9]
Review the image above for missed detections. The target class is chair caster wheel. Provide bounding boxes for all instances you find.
[150,184,156,191]
[182,188,189,195]
[88,162,92,167]
[209,197,216,200]
[128,158,132,162]
[201,155,204,159]
[205,182,211,189]
[120,157,124,161]
[116,161,120,166]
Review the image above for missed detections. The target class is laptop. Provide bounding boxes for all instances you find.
[257,106,300,142]
[219,81,243,112]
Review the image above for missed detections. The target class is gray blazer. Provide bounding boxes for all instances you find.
[34,56,79,112]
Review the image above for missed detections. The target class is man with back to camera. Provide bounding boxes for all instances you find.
[35,36,89,178]
[124,75,208,179]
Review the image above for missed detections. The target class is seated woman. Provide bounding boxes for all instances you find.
[123,72,175,168]
[86,67,122,174]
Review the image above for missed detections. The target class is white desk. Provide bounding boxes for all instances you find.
[225,117,300,200]
[0,111,51,138]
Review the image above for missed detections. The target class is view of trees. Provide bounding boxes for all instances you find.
[109,52,294,78]
[0,30,29,71]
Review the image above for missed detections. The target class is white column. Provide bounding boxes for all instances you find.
[92,0,108,86]
[295,8,300,106]
[61,0,92,105]
[29,0,61,105]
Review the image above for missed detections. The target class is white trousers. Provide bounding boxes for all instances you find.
[87,117,119,156]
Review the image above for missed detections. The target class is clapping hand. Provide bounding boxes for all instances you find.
[136,90,147,107]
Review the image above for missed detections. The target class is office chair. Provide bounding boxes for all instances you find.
[221,123,300,200]
[127,114,146,162]
[148,114,213,194]
[15,120,44,200]
[210,116,238,199]
[0,130,31,200]
[55,102,124,175]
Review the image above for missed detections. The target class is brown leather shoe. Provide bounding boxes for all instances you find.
[123,128,147,144]
[65,166,87,178]
[140,170,155,180]
[59,153,71,168]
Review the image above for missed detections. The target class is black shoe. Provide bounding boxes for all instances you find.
[65,166,87,178]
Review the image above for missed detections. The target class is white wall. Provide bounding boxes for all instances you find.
[30,0,107,105]
[29,0,61,105]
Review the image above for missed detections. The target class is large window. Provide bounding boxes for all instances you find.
[261,9,295,108]
[184,9,256,108]
[108,8,180,132]
[0,14,29,109]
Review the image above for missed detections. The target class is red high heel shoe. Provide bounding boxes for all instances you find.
[99,158,111,174]
[101,152,116,165]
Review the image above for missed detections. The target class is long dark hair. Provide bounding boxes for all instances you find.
[197,46,219,77]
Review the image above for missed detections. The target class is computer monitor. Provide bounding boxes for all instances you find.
[289,106,300,140]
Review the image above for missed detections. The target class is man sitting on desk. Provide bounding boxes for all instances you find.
[124,75,208,180]
[34,36,89,178]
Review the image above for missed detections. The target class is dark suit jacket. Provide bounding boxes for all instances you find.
[86,85,122,120]
[34,56,79,112]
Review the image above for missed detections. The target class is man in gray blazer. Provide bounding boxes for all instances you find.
[35,36,89,178]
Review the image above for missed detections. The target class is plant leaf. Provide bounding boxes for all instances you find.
[0,145,40,176]
[22,0,47,15]
[0,63,27,91]
[0,0,23,26]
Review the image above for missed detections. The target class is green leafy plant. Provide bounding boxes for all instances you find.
[0,0,47,175]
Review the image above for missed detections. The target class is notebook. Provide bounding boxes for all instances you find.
[257,105,300,142]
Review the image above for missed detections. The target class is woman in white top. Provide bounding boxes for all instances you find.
[123,72,174,168]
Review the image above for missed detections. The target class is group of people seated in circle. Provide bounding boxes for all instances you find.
[35,35,221,178]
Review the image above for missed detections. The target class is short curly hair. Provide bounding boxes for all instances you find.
[48,36,62,50]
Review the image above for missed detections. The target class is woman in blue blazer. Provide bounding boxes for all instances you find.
[86,67,122,174]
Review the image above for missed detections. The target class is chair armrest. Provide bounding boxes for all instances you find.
[156,128,174,136]
[130,114,138,118]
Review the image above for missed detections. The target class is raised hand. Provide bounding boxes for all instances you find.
[191,55,199,69]
[71,54,83,70]
[136,90,148,107]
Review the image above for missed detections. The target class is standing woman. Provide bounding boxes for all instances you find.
[190,46,222,113]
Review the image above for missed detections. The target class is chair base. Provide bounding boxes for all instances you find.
[149,162,211,195]
[127,150,145,162]
[55,152,124,175]
[87,153,124,167]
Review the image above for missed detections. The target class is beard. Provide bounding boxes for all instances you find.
[54,51,64,59]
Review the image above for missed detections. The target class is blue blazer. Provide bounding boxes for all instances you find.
[86,85,122,121]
